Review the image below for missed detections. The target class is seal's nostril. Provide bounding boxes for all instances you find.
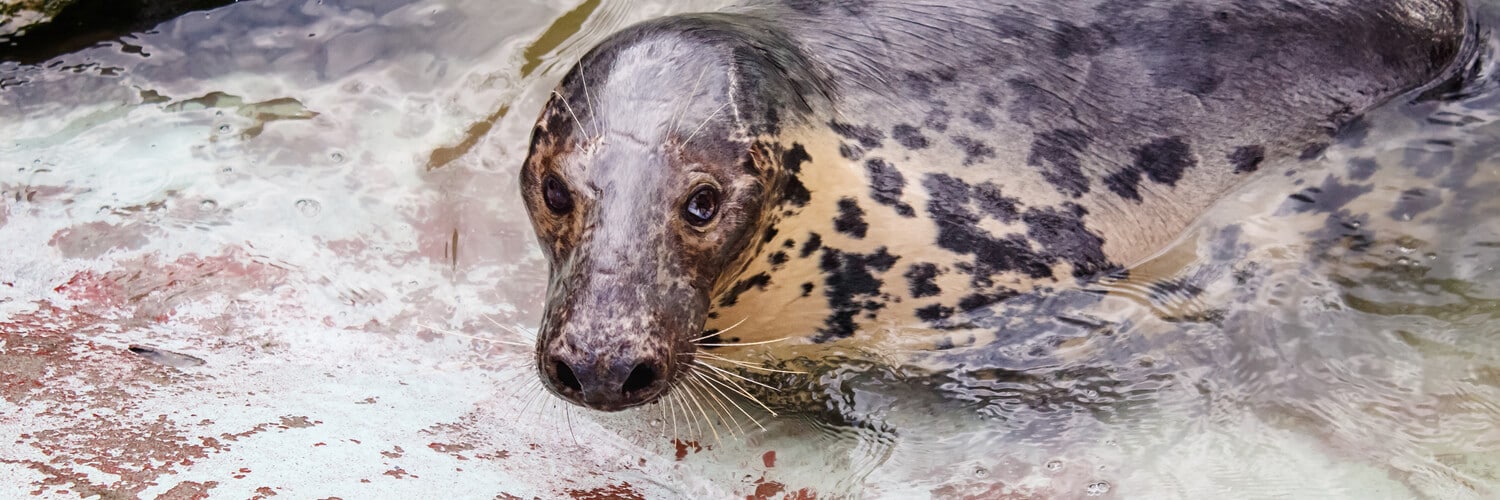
[622,362,657,394]
[554,360,581,392]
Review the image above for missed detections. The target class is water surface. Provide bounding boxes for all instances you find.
[1,0,1499,498]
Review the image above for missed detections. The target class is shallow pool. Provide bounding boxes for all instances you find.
[2,0,1498,498]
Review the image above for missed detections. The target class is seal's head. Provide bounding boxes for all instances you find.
[520,14,829,411]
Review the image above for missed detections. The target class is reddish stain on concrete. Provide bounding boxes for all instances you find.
[567,482,645,500]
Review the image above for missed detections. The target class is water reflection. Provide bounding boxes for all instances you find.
[1,0,1498,498]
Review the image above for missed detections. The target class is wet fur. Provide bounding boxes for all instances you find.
[520,0,1476,410]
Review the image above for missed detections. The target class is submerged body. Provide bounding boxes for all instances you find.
[518,0,1475,411]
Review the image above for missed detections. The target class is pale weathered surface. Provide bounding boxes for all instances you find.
[0,0,74,38]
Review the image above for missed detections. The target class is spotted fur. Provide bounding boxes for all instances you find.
[519,0,1476,411]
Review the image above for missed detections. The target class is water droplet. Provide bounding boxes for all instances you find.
[1045,460,1063,471]
[1425,253,1438,261]
[296,199,322,217]
[217,124,231,134]
[330,151,345,163]
[199,200,218,211]
[1396,257,1413,266]
[974,468,988,478]
[1086,481,1111,496]
[649,419,662,427]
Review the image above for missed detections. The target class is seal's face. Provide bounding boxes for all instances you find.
[519,29,786,411]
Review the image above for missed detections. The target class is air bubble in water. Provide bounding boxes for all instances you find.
[330,151,345,163]
[296,199,322,217]
[1045,460,1063,472]
[973,468,988,478]
[1086,481,1111,496]
[217,124,231,134]
[199,200,218,211]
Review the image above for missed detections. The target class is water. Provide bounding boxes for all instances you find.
[2,0,1499,498]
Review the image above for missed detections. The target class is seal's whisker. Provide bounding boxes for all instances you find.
[665,392,681,441]
[671,65,711,134]
[697,352,806,375]
[551,90,591,146]
[679,378,723,443]
[683,101,732,144]
[565,404,579,446]
[672,390,698,440]
[695,335,793,347]
[694,360,780,392]
[418,323,530,347]
[690,371,764,432]
[577,61,603,141]
[694,364,779,417]
[686,374,743,438]
[690,315,750,342]
[480,314,538,342]
[517,381,549,420]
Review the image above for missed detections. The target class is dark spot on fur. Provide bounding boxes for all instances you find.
[1028,129,1092,198]
[801,282,814,296]
[904,263,942,298]
[1310,210,1375,253]
[924,109,951,132]
[783,238,796,249]
[839,143,862,160]
[951,135,996,166]
[1135,137,1195,185]
[1230,145,1265,174]
[964,110,995,130]
[1006,78,1069,125]
[817,247,899,341]
[1299,142,1330,160]
[958,290,1019,311]
[923,173,1056,281]
[1348,157,1379,181]
[1106,137,1196,201]
[1283,175,1373,214]
[781,143,811,173]
[1023,203,1113,278]
[783,175,811,207]
[1336,116,1371,145]
[769,251,789,266]
[1052,22,1114,58]
[829,120,883,149]
[866,158,916,217]
[800,232,823,258]
[972,182,1020,222]
[719,272,771,307]
[760,225,779,244]
[916,304,955,322]
[834,198,869,238]
[893,124,929,150]
[1389,188,1442,220]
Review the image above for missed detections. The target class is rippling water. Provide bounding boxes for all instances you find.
[2,0,1499,498]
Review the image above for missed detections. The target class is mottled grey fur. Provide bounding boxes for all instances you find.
[519,0,1476,411]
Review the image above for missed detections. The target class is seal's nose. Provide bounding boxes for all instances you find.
[545,352,665,411]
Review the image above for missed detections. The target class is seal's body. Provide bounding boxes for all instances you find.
[518,0,1473,411]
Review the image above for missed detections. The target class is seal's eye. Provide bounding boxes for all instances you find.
[543,174,573,215]
[682,186,719,227]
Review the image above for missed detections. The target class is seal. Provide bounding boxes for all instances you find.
[518,0,1474,411]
